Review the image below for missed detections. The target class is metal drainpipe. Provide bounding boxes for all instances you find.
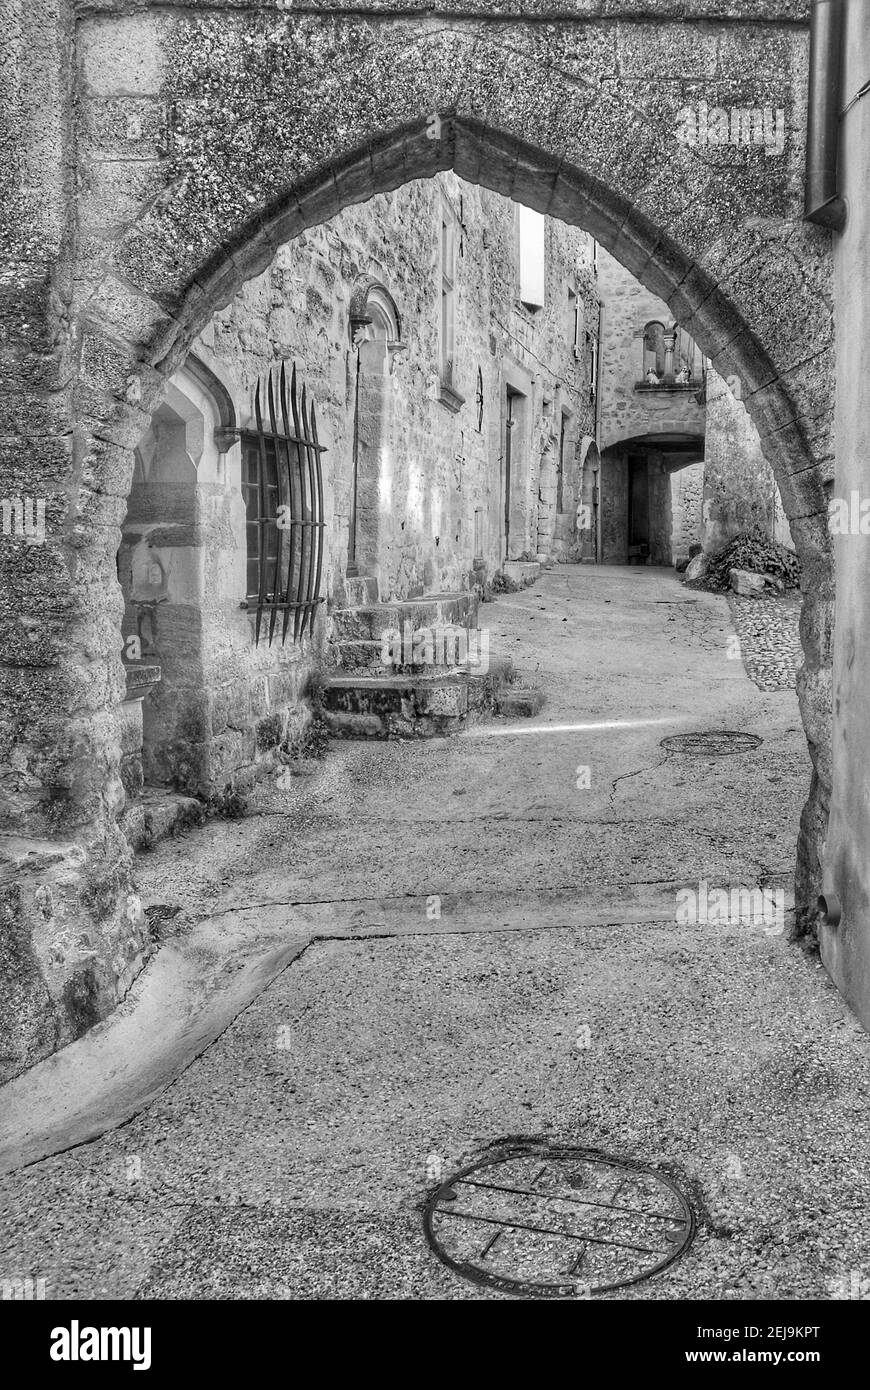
[594,299,604,565]
[805,0,847,231]
[346,348,361,578]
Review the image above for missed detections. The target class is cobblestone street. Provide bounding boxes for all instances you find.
[728,594,804,693]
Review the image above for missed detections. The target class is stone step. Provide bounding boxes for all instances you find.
[329,591,479,643]
[321,658,514,740]
[495,685,546,718]
[321,674,469,739]
[333,632,491,676]
[502,560,541,586]
[122,791,205,852]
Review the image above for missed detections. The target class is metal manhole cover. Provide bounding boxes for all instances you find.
[423,1141,695,1298]
[661,730,763,757]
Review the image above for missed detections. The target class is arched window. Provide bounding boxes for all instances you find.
[642,321,666,379]
[349,276,401,349]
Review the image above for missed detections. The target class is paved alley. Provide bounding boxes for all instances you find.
[2,566,868,1301]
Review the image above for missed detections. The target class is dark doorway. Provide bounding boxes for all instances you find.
[628,454,650,563]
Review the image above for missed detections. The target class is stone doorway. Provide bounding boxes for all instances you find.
[119,377,205,796]
[627,455,651,563]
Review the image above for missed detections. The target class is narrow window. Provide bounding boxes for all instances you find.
[473,507,484,562]
[642,321,666,380]
[518,205,546,310]
[440,205,457,384]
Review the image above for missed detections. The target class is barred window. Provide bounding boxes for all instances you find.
[242,434,282,604]
[241,363,326,646]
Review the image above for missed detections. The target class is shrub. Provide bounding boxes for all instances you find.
[687,529,801,592]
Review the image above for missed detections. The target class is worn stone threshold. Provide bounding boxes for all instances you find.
[0,875,794,1176]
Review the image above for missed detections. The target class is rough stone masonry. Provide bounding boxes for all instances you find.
[0,0,834,1078]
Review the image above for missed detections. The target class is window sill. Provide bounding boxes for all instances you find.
[438,381,466,414]
[634,382,699,394]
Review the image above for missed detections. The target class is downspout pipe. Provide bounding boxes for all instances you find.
[805,0,847,231]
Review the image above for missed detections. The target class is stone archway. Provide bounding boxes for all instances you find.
[3,2,834,1075]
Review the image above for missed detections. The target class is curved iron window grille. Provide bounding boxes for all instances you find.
[241,361,326,647]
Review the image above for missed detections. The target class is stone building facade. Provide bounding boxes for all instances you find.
[596,247,706,566]
[115,173,599,812]
[197,172,599,603]
[596,248,794,567]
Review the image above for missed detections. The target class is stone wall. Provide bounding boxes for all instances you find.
[670,461,705,565]
[597,248,706,453]
[111,178,598,799]
[0,1,152,1082]
[774,488,795,551]
[0,0,836,1077]
[648,454,674,566]
[198,174,598,609]
[701,369,787,554]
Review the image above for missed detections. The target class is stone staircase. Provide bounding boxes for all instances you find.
[329,590,480,674]
[322,587,516,738]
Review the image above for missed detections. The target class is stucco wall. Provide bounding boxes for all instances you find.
[821,0,870,1029]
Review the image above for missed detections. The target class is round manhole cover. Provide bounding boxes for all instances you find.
[661,730,763,757]
[423,1141,695,1298]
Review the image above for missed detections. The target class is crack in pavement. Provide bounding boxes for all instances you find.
[608,752,669,811]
